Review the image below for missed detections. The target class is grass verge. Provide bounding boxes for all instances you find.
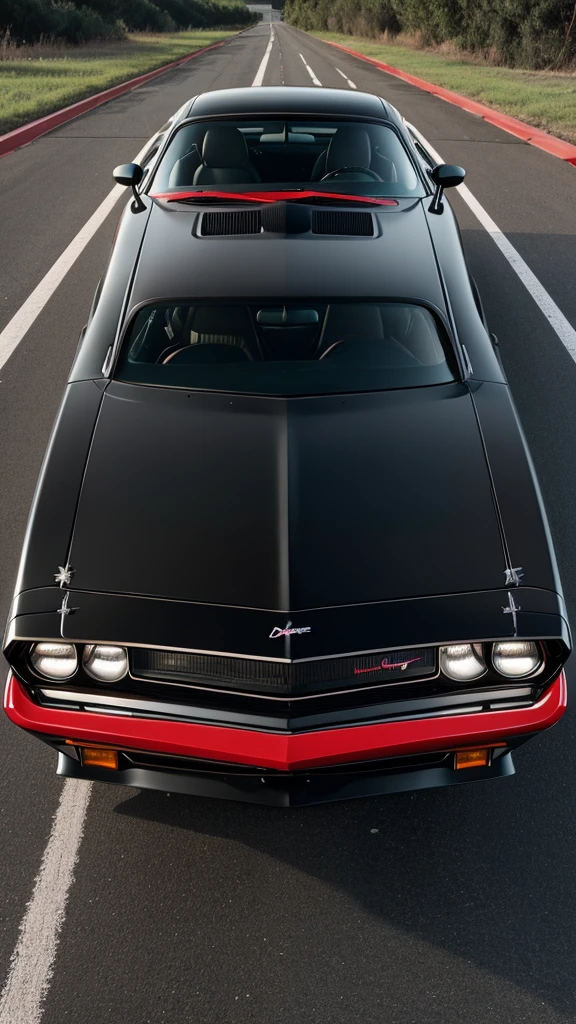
[0,31,243,136]
[311,32,576,145]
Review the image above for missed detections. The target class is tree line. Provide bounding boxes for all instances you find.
[284,0,576,68]
[2,0,256,45]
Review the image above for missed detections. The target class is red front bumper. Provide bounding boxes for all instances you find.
[4,671,567,772]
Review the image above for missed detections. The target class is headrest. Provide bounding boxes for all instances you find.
[202,127,250,168]
[326,128,371,172]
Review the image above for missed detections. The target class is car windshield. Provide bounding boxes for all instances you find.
[149,119,424,198]
[115,300,457,396]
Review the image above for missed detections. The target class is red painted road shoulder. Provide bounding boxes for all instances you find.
[0,37,233,160]
[325,39,576,167]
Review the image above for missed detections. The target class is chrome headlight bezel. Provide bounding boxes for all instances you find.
[82,644,129,683]
[491,641,543,679]
[30,642,78,681]
[81,643,127,684]
[439,643,487,682]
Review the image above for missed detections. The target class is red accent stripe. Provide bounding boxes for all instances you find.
[4,672,566,772]
[324,40,576,168]
[0,39,230,160]
[150,190,398,205]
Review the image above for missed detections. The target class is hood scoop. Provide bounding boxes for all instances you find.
[311,209,374,235]
[200,203,375,237]
[201,209,262,236]
[261,202,312,234]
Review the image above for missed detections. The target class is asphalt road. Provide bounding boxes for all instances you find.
[1,17,576,1024]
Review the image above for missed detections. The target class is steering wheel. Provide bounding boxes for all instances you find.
[320,167,382,182]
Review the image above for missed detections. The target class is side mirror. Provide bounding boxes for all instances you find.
[429,163,466,213]
[113,163,145,210]
[113,162,144,187]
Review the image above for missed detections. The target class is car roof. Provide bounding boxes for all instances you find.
[186,87,390,121]
[127,200,447,313]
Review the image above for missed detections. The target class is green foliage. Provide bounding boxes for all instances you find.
[0,0,124,43]
[284,0,576,67]
[1,0,254,44]
[285,0,399,35]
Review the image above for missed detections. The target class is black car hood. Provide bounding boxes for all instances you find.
[67,381,506,611]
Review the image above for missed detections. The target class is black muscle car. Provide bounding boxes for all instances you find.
[3,87,570,805]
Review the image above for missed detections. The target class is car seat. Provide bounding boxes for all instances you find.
[193,126,260,186]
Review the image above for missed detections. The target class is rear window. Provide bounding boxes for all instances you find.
[115,300,457,396]
[149,118,424,199]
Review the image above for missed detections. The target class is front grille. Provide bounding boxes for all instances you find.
[131,646,437,696]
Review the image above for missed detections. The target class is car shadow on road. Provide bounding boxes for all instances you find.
[114,701,576,1018]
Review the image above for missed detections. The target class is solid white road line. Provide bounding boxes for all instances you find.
[336,67,357,89]
[407,122,576,362]
[0,185,123,374]
[0,138,150,376]
[0,780,92,1024]
[299,52,322,87]
[252,26,274,86]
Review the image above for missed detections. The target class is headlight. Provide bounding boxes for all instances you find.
[440,643,486,681]
[83,645,128,683]
[31,642,78,680]
[492,641,542,678]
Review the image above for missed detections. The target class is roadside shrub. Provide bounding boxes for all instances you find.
[0,0,125,43]
[284,0,576,67]
[54,3,126,42]
[115,0,172,30]
[0,0,254,44]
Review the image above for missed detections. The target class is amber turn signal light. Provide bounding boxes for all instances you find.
[455,748,490,770]
[80,747,119,770]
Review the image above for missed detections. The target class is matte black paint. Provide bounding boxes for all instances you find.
[188,86,390,121]
[128,201,445,311]
[8,587,569,663]
[471,381,561,587]
[14,381,103,594]
[69,197,152,383]
[64,381,505,609]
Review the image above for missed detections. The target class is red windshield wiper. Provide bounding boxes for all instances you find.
[150,189,398,206]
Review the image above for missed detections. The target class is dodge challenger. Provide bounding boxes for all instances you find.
[3,87,570,805]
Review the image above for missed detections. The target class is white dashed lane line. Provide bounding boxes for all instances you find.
[335,67,357,89]
[299,52,322,87]
[407,121,576,362]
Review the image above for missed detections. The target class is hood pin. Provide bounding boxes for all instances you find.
[502,591,521,635]
[54,564,74,588]
[57,591,78,624]
[504,567,524,587]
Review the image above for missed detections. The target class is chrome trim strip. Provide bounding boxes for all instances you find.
[291,638,550,664]
[40,685,534,722]
[41,688,220,720]
[13,636,291,664]
[10,634,554,666]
